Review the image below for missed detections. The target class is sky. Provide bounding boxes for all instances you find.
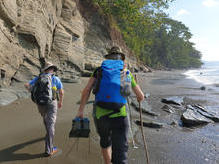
[167,0,219,61]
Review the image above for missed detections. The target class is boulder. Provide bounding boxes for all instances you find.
[194,104,219,122]
[181,105,213,127]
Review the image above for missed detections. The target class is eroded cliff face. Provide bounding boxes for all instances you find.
[0,0,142,87]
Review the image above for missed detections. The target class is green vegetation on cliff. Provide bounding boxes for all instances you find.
[92,0,202,69]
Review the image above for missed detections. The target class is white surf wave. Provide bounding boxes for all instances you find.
[184,65,219,85]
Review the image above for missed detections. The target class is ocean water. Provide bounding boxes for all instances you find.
[184,61,219,86]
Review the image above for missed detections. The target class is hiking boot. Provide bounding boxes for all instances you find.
[44,147,58,157]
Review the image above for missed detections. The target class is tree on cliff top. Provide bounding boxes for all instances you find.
[93,0,202,69]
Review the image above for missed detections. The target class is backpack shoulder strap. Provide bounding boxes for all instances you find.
[92,67,102,95]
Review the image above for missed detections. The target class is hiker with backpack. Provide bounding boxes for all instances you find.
[76,46,144,164]
[24,62,64,156]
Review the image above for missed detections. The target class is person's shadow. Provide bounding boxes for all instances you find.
[0,137,45,162]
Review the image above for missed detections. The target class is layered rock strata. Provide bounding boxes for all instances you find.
[0,0,145,87]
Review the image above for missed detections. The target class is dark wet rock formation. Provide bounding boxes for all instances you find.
[161,96,184,106]
[200,86,206,90]
[135,120,164,128]
[130,98,158,117]
[161,104,175,113]
[193,104,219,122]
[181,105,215,127]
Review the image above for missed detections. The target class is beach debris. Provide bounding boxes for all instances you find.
[130,98,158,116]
[181,105,213,127]
[200,86,206,90]
[135,120,163,128]
[161,104,175,113]
[161,96,184,106]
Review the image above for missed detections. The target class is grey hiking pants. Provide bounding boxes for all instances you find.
[37,100,58,154]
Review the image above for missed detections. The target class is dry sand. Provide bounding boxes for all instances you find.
[0,71,218,164]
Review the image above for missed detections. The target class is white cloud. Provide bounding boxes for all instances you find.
[175,9,190,18]
[202,0,219,7]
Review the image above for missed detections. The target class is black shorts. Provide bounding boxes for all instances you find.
[96,116,129,164]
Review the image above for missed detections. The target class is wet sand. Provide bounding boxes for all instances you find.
[129,71,219,164]
[0,71,218,164]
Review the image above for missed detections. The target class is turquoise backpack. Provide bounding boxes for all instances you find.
[94,60,129,111]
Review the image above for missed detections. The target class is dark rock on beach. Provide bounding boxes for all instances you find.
[130,98,159,116]
[200,86,206,90]
[161,96,184,106]
[193,104,219,122]
[135,120,164,128]
[161,104,175,113]
[181,105,213,127]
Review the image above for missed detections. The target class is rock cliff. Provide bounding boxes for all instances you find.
[0,0,146,87]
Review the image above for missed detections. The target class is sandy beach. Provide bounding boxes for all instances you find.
[0,71,218,164]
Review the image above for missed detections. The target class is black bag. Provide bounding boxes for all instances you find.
[31,74,53,105]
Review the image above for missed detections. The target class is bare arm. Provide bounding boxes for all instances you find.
[77,77,96,118]
[132,84,144,102]
[58,89,64,109]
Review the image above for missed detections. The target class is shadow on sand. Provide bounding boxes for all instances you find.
[0,137,45,162]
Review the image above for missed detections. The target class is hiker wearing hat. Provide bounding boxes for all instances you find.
[24,62,64,156]
[77,46,144,164]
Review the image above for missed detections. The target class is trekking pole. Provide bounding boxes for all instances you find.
[135,74,150,164]
[139,102,150,164]
[127,97,138,149]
